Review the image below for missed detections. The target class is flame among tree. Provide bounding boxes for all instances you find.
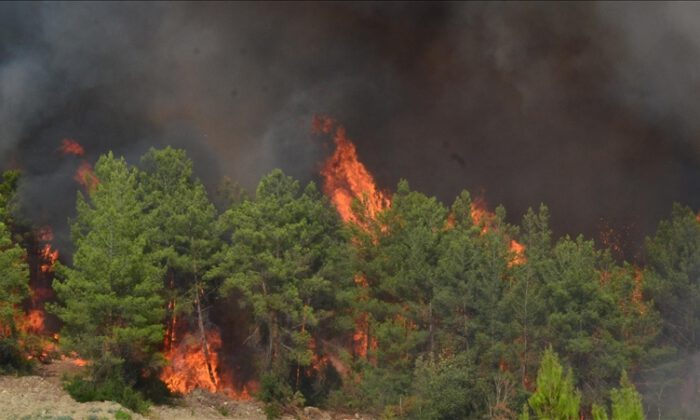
[315,115,390,226]
[59,139,99,193]
[161,329,250,399]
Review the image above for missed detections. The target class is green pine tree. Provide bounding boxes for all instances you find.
[0,172,31,371]
[210,169,350,404]
[0,213,30,370]
[610,371,644,420]
[645,203,700,351]
[525,347,581,420]
[52,152,164,385]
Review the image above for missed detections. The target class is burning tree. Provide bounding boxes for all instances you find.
[137,147,223,394]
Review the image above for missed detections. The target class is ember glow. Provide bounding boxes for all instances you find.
[24,309,46,334]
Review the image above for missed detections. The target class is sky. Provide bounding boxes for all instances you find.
[1,2,700,256]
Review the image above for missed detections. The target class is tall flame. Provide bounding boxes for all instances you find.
[315,115,390,226]
[315,115,387,360]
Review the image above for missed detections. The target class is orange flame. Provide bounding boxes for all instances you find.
[59,139,100,194]
[316,116,526,364]
[60,352,89,367]
[74,161,99,194]
[161,330,250,399]
[24,310,46,334]
[467,199,526,266]
[60,139,85,157]
[39,244,59,273]
[315,115,390,226]
[37,226,59,273]
[316,115,389,362]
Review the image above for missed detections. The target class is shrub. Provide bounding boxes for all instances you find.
[63,375,149,414]
[0,337,32,373]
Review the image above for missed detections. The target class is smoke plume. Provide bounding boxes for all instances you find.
[1,2,700,255]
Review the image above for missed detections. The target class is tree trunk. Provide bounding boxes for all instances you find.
[165,270,177,351]
[429,300,434,358]
[267,313,278,370]
[195,287,218,389]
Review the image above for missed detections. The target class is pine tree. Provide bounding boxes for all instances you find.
[505,205,552,390]
[524,347,581,420]
[52,152,164,384]
[0,218,28,338]
[645,203,700,351]
[0,172,30,370]
[351,180,448,407]
[139,147,220,387]
[610,371,644,420]
[210,169,350,401]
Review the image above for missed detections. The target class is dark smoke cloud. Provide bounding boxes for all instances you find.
[1,2,700,255]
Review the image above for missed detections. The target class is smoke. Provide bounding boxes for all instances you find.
[1,2,700,253]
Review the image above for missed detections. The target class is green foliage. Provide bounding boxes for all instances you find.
[351,181,449,405]
[139,147,221,385]
[588,371,645,420]
[258,372,298,419]
[64,375,149,414]
[14,145,679,418]
[0,219,29,339]
[0,337,32,373]
[524,347,581,420]
[211,169,351,405]
[51,152,165,386]
[139,146,219,295]
[0,171,31,373]
[409,352,487,419]
[610,371,644,420]
[114,410,132,420]
[592,403,609,420]
[645,203,700,351]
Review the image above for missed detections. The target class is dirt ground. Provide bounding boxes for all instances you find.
[0,359,371,420]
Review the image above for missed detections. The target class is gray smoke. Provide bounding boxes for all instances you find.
[1,2,700,255]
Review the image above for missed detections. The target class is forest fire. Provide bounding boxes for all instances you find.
[315,115,387,360]
[469,199,526,266]
[16,225,62,362]
[24,309,46,334]
[59,139,99,193]
[74,161,99,193]
[315,115,390,226]
[161,329,251,399]
[316,116,529,360]
[37,227,59,274]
